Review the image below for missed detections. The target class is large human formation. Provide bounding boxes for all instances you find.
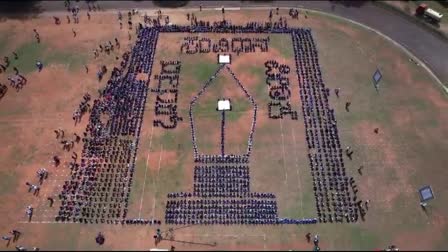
[180,36,269,55]
[291,29,363,223]
[55,27,162,225]
[15,15,360,227]
[165,63,317,225]
[264,60,298,120]
[152,60,183,129]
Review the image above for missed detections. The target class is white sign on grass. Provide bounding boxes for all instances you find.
[218,54,231,64]
[217,99,231,111]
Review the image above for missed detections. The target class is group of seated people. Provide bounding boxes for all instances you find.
[165,198,279,225]
[55,24,160,225]
[158,19,292,34]
[193,165,251,197]
[291,29,362,223]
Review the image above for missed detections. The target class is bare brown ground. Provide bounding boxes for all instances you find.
[353,121,415,211]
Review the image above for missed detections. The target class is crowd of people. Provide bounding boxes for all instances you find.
[4,12,363,230]
[73,93,91,125]
[264,60,298,120]
[55,24,161,225]
[0,54,29,92]
[188,64,257,164]
[180,36,269,55]
[193,165,251,197]
[163,44,318,224]
[289,8,300,19]
[291,29,363,223]
[165,198,279,225]
[152,60,182,129]
[158,19,291,34]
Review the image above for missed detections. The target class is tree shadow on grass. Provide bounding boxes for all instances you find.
[0,1,43,22]
[152,0,189,8]
[330,0,370,8]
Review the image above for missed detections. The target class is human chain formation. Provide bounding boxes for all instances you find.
[180,37,269,55]
[20,21,359,227]
[166,63,317,225]
[264,60,298,120]
[189,65,257,164]
[291,29,364,223]
[157,18,290,34]
[55,28,162,225]
[152,60,183,129]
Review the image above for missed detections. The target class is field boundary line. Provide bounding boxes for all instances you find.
[151,144,164,219]
[279,119,288,185]
[302,8,448,95]
[138,123,155,218]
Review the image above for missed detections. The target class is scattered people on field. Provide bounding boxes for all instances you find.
[53,155,60,167]
[53,16,61,25]
[15,245,26,251]
[358,165,363,175]
[313,234,319,246]
[36,61,43,72]
[26,205,33,221]
[2,236,12,246]
[306,232,311,243]
[10,230,21,242]
[33,29,40,43]
[47,197,54,207]
[345,101,351,112]
[334,88,340,98]
[95,232,105,245]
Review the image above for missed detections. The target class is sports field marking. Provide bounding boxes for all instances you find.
[151,144,164,219]
[291,126,304,216]
[278,119,288,185]
[263,233,267,251]
[214,7,241,11]
[139,123,155,218]
[277,33,293,188]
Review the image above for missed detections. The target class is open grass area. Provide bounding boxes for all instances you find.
[0,7,446,251]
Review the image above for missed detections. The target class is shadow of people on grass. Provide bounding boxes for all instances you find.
[0,1,43,21]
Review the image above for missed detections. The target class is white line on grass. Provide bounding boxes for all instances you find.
[278,33,290,187]
[263,233,267,251]
[291,127,304,216]
[138,124,155,218]
[279,119,288,185]
[151,144,164,219]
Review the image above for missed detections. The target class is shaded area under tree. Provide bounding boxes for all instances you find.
[0,0,43,21]
[152,1,189,8]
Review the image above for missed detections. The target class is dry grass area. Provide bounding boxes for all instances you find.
[0,7,447,251]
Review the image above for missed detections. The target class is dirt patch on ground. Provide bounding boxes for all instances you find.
[353,120,414,211]
[394,213,447,250]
